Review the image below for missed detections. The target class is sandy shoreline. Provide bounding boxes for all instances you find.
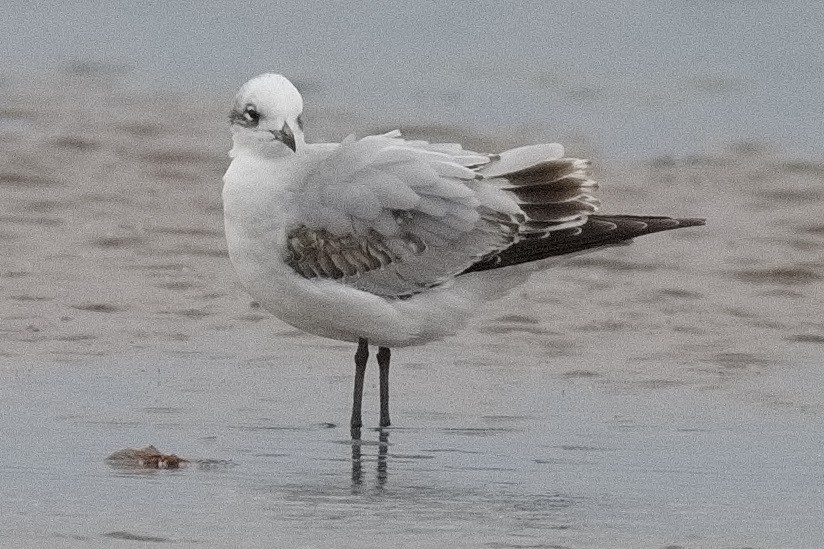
[2,72,824,547]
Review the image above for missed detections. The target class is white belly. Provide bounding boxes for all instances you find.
[225,236,471,347]
[221,149,536,348]
[222,192,467,347]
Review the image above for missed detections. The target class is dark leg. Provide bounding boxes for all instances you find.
[350,337,369,439]
[377,346,391,428]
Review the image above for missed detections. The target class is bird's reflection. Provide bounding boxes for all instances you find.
[351,439,362,487]
[351,429,389,490]
[377,429,389,487]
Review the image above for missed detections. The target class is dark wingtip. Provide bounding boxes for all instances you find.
[676,217,706,227]
[460,213,706,276]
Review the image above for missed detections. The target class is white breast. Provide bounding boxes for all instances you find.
[223,151,424,346]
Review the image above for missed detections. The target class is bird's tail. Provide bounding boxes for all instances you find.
[479,144,600,235]
[462,214,705,275]
[464,143,705,274]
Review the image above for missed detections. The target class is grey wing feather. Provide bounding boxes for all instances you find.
[287,133,612,298]
[288,132,519,297]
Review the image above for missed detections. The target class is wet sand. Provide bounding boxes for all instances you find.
[2,72,824,547]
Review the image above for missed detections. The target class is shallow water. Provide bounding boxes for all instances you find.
[2,73,824,547]
[2,343,823,548]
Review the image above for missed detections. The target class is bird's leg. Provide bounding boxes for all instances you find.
[377,346,391,428]
[350,337,369,439]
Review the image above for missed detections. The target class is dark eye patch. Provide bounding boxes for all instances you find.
[243,105,260,126]
[230,103,262,127]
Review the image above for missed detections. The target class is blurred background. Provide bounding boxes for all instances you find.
[2,2,824,547]
[2,0,822,163]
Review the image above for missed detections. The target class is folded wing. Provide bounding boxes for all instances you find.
[285,131,611,297]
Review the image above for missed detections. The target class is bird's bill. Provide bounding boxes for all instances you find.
[273,123,296,152]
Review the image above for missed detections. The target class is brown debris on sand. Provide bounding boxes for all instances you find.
[106,445,189,469]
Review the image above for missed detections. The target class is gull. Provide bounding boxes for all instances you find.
[222,73,704,438]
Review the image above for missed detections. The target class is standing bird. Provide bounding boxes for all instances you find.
[222,74,704,438]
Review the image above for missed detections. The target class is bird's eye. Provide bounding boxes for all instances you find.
[243,105,260,126]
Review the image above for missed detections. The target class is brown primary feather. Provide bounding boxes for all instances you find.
[520,200,600,222]
[509,180,599,204]
[491,157,598,229]
[459,215,706,275]
[499,159,592,187]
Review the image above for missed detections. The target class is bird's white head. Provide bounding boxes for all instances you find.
[229,73,305,157]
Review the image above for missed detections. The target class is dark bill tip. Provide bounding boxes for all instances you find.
[274,123,296,152]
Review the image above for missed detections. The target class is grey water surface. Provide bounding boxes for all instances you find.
[2,3,824,546]
[2,0,823,164]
